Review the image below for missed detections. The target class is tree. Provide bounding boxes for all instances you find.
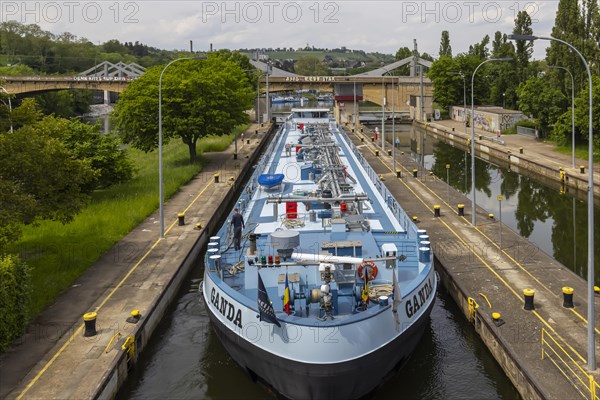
[516,76,566,136]
[113,57,254,163]
[553,75,600,149]
[439,31,452,57]
[513,11,534,82]
[427,56,461,109]
[469,35,490,59]
[0,97,42,132]
[23,116,135,190]
[0,122,95,245]
[294,55,329,76]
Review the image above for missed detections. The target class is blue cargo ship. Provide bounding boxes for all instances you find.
[201,108,436,399]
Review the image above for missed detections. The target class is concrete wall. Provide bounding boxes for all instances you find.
[450,106,527,134]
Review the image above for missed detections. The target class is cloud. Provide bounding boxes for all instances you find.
[14,0,558,59]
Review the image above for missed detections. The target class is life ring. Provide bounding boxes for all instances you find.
[358,261,378,281]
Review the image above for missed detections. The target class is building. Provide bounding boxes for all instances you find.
[450,106,527,134]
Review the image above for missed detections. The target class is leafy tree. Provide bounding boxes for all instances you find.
[34,89,94,117]
[24,116,135,190]
[0,123,95,245]
[547,0,586,94]
[512,11,534,82]
[0,254,31,352]
[553,75,600,149]
[294,55,329,75]
[113,57,254,163]
[468,35,490,59]
[427,56,461,109]
[439,31,452,57]
[516,76,566,135]
[0,97,42,132]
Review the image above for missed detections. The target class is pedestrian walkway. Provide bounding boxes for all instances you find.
[431,119,600,176]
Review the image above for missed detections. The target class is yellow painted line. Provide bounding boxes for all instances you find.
[17,179,215,399]
[350,129,589,365]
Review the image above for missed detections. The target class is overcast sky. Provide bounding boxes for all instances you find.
[3,1,559,59]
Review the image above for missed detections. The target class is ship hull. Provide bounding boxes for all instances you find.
[204,291,435,400]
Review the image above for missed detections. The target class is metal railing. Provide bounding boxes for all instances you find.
[541,328,599,400]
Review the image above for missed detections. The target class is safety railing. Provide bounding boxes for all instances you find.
[541,328,599,400]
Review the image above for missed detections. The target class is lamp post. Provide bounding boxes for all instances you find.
[381,73,386,152]
[159,56,202,238]
[548,65,575,168]
[470,58,513,227]
[498,195,503,250]
[353,80,357,132]
[266,60,271,124]
[0,86,13,133]
[509,33,595,371]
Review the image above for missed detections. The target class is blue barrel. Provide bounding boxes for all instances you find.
[419,247,431,263]
[379,296,389,306]
[418,235,429,242]
[208,242,219,250]
[417,229,427,236]
[210,236,220,247]
[419,241,431,248]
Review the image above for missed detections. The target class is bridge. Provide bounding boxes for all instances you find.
[2,51,433,118]
[0,61,144,96]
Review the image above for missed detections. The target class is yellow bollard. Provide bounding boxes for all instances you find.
[458,204,465,216]
[524,288,535,310]
[83,312,97,337]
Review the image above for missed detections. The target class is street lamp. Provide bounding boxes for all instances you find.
[470,57,513,227]
[159,56,203,238]
[498,195,503,250]
[548,65,575,168]
[509,33,595,371]
[0,86,13,133]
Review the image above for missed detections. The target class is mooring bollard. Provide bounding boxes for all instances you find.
[387,150,392,156]
[247,139,250,144]
[412,216,418,222]
[371,136,375,142]
[434,205,441,217]
[523,288,535,310]
[361,137,364,142]
[562,287,574,308]
[214,174,219,183]
[375,150,379,156]
[519,147,523,154]
[580,165,585,174]
[83,312,97,337]
[396,169,401,178]
[233,153,238,160]
[195,223,202,230]
[458,204,464,216]
[412,169,418,178]
[488,213,494,219]
[178,212,185,226]
[126,310,141,324]
[491,312,504,327]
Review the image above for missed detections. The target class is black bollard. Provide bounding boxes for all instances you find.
[396,170,401,178]
[178,213,185,226]
[562,287,574,308]
[458,204,464,216]
[523,288,535,310]
[83,312,97,337]
[434,205,441,217]
[412,169,418,178]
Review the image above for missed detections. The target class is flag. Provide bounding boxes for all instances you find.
[258,271,281,327]
[361,270,370,304]
[283,270,291,315]
[392,268,402,331]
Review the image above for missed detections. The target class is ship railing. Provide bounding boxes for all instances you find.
[339,127,420,240]
[541,328,600,400]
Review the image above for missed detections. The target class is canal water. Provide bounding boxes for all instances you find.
[117,117,534,400]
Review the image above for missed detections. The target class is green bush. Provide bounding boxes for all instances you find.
[0,254,31,352]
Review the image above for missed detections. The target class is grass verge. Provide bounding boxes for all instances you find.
[8,130,239,317]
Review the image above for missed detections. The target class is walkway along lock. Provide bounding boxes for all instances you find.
[562,287,574,308]
[523,288,535,310]
[83,312,97,337]
[458,204,465,216]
